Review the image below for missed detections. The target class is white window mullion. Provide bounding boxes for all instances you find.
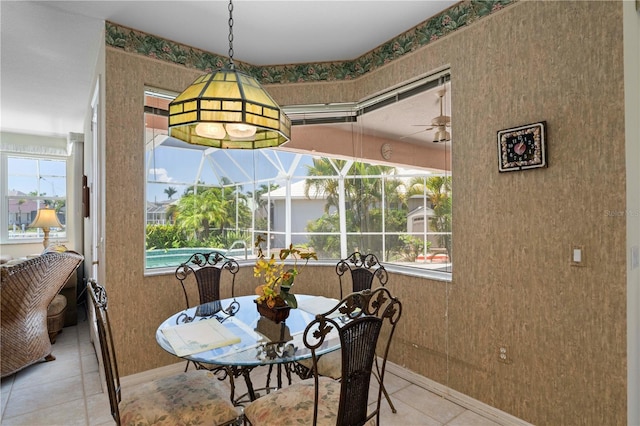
[381,175,386,261]
[0,154,8,242]
[285,177,292,248]
[338,160,352,259]
[338,176,347,259]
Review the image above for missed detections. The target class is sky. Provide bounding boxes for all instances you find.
[7,157,67,197]
[144,138,438,204]
[145,143,315,203]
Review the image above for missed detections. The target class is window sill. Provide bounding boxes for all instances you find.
[144,258,451,282]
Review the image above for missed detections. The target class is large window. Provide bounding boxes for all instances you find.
[144,75,452,274]
[1,154,67,243]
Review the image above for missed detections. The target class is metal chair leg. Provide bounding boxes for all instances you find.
[379,375,397,413]
[374,356,397,413]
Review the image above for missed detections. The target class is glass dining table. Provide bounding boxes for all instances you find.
[155,294,341,405]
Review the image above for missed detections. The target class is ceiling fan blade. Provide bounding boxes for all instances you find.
[399,129,428,140]
[410,124,435,130]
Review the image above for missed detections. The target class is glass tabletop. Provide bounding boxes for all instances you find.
[155,294,341,367]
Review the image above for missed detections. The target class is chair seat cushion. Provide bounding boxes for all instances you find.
[297,350,342,380]
[47,294,67,316]
[317,350,342,379]
[119,369,238,426]
[244,376,375,426]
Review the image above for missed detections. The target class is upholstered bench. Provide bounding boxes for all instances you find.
[47,294,67,343]
[2,252,78,340]
[1,250,84,378]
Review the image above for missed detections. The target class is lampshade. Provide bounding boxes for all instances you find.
[434,128,451,143]
[29,208,62,248]
[29,208,62,229]
[168,0,291,149]
[169,67,291,149]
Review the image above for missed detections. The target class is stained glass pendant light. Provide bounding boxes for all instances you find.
[168,0,291,149]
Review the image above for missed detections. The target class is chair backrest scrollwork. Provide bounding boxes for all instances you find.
[174,252,239,308]
[335,251,388,299]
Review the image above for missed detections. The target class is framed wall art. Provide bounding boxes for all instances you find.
[497,121,547,172]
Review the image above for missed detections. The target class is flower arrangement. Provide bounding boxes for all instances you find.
[253,234,317,309]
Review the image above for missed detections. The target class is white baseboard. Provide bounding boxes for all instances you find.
[385,362,533,426]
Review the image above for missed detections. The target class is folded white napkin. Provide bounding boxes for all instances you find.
[161,317,241,357]
[297,296,341,317]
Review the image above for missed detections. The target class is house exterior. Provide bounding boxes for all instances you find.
[7,191,38,227]
[263,180,440,252]
[146,200,175,225]
[6,190,66,240]
[262,180,330,247]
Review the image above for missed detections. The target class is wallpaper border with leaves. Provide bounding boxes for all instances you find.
[105,0,515,85]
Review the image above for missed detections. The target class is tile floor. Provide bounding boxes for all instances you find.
[1,315,512,426]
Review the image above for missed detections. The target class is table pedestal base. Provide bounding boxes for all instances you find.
[225,363,293,406]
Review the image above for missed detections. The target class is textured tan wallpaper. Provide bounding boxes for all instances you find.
[104,2,626,424]
[443,3,626,425]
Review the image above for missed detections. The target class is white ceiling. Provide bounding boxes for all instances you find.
[0,0,456,141]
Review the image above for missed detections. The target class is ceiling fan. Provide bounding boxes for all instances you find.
[402,88,451,143]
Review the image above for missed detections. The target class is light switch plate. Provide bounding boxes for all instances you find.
[571,244,585,267]
[573,248,581,263]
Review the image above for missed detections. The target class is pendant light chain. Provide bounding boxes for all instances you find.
[168,0,291,149]
[228,0,235,67]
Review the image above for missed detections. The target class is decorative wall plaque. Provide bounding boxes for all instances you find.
[497,121,547,172]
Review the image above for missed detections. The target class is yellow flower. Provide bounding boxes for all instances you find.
[253,234,317,309]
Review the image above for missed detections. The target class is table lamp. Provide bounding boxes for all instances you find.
[29,208,62,248]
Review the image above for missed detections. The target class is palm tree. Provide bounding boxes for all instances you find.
[174,179,251,244]
[175,188,227,241]
[344,162,393,240]
[182,180,205,196]
[164,186,177,200]
[218,179,251,233]
[249,183,279,231]
[252,184,279,217]
[407,176,452,259]
[304,158,343,213]
[17,199,26,225]
[165,202,178,225]
[304,159,399,253]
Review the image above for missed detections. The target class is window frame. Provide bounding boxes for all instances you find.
[0,152,69,245]
[143,76,452,277]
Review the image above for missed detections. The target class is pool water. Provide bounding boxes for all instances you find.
[146,247,250,269]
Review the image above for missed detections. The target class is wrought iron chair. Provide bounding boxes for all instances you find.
[336,252,388,299]
[175,251,239,308]
[292,252,398,412]
[244,287,402,426]
[87,280,239,426]
[175,251,239,372]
